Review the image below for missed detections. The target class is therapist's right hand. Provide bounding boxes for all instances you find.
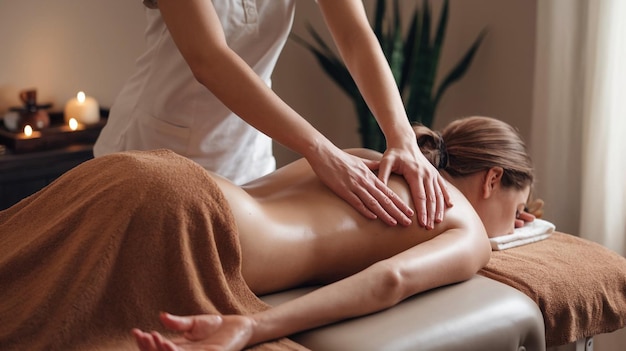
[306,148,414,227]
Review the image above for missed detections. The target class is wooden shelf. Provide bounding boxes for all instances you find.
[0,144,96,210]
[0,118,106,154]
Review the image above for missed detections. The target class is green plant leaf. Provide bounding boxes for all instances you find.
[406,0,433,124]
[355,98,384,151]
[388,0,404,84]
[290,0,484,145]
[313,54,359,99]
[290,32,327,57]
[400,10,419,96]
[432,0,449,67]
[432,28,487,111]
[304,23,335,58]
[373,0,386,46]
[418,0,448,127]
[290,33,359,99]
[431,0,449,79]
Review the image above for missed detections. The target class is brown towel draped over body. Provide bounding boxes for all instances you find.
[0,150,306,351]
[479,232,626,347]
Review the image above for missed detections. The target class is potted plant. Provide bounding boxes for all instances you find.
[292,0,486,151]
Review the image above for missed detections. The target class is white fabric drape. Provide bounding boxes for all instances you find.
[532,0,626,255]
[579,0,626,255]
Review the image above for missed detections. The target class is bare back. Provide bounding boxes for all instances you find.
[212,149,485,295]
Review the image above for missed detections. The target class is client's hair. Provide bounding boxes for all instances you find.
[414,116,534,190]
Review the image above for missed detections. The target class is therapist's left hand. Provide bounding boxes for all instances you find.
[377,143,452,230]
[307,147,414,227]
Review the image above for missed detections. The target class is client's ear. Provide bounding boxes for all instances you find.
[481,167,504,199]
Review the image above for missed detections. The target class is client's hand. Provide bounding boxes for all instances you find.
[515,211,535,229]
[133,312,253,351]
[526,198,545,218]
[514,199,544,228]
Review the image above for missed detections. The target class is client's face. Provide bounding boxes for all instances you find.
[480,186,531,238]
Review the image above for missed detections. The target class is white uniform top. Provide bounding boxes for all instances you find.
[94,0,296,184]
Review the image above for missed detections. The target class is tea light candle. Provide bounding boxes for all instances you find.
[64,91,100,124]
[24,125,33,137]
[69,118,79,131]
[22,124,40,139]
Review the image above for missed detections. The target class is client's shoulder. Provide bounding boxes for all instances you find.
[439,185,487,238]
[386,176,486,239]
[344,148,383,161]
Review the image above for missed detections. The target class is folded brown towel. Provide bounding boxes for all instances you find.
[0,150,306,351]
[479,232,626,347]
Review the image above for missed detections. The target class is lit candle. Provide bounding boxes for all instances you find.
[24,125,33,137]
[64,91,100,125]
[69,118,79,131]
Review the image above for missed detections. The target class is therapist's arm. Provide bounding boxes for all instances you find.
[156,0,413,226]
[317,0,452,229]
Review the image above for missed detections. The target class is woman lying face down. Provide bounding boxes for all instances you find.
[413,116,535,238]
[130,116,535,351]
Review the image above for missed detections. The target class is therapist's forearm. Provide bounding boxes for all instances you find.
[318,0,415,146]
[194,46,335,159]
[344,45,415,147]
[158,0,336,160]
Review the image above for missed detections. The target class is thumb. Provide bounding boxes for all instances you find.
[160,313,224,341]
[361,158,380,171]
[376,159,392,185]
[159,312,194,331]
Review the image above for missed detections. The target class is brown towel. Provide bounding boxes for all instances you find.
[479,232,626,347]
[0,150,306,351]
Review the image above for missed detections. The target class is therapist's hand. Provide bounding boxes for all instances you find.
[307,148,414,226]
[377,144,452,230]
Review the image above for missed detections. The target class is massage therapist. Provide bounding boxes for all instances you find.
[94,0,451,228]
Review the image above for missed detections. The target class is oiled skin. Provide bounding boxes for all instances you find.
[131,148,492,350]
[211,149,486,295]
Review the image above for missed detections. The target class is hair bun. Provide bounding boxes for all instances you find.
[143,0,158,9]
[437,139,449,170]
[413,124,447,169]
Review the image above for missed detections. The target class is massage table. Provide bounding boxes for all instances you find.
[263,275,545,351]
[261,232,626,351]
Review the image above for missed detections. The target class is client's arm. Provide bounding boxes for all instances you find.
[133,217,490,351]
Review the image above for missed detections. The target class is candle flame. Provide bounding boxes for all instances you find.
[24,125,33,137]
[69,118,78,131]
[77,91,86,103]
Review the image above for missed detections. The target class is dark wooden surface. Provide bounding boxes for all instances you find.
[0,144,94,210]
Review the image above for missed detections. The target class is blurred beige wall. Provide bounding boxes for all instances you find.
[0,0,536,168]
[0,0,146,116]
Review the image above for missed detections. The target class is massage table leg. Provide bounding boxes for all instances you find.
[577,337,594,351]
[547,337,594,351]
